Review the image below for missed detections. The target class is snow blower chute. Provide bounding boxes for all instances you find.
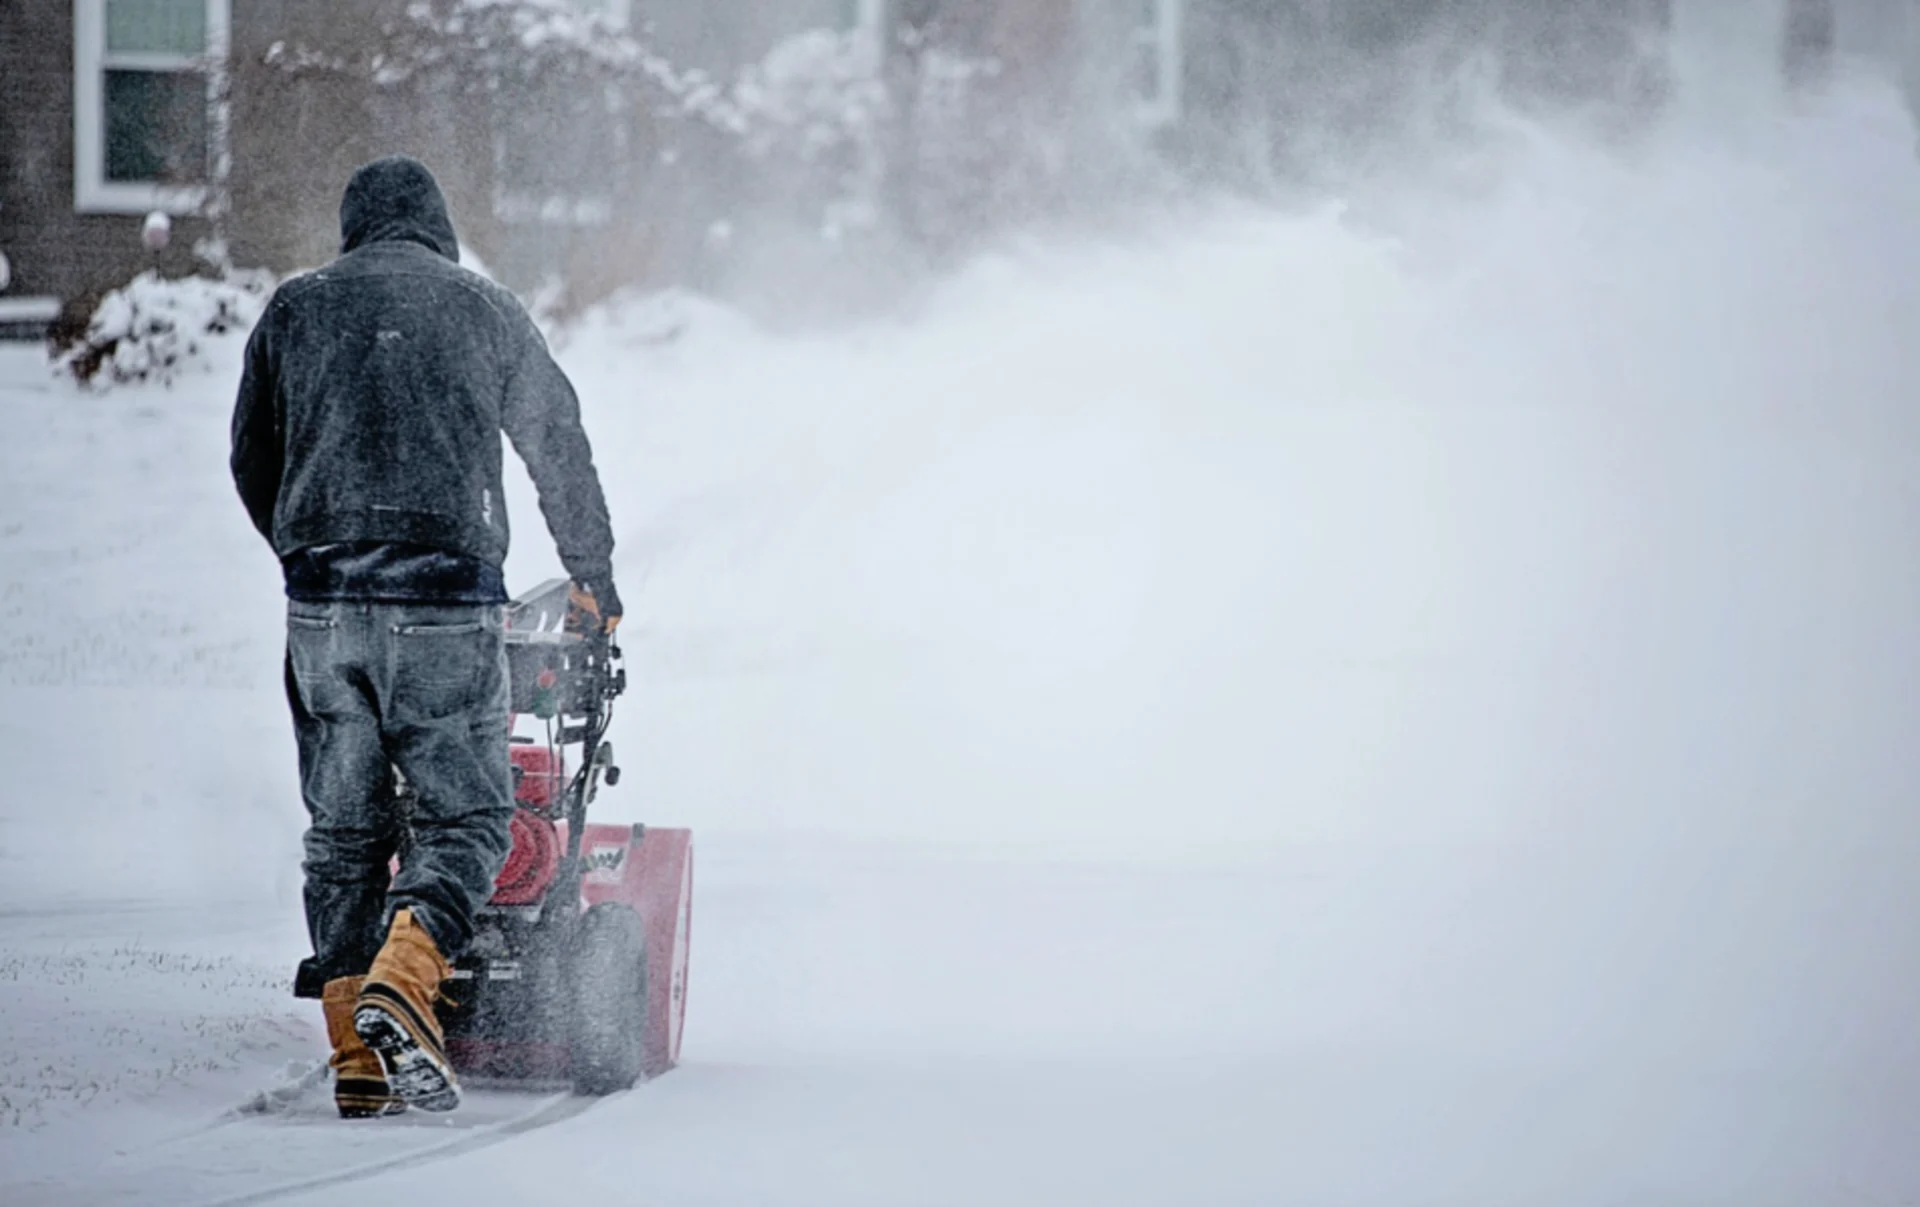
[295,579,693,1095]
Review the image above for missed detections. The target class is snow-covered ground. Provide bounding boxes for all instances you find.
[6,47,1920,1206]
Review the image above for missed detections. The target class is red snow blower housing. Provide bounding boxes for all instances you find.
[295,579,693,1095]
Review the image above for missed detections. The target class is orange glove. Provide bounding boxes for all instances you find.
[567,580,622,635]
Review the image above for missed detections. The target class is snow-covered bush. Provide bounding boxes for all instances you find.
[734,30,886,164]
[56,271,273,389]
[264,1,751,144]
[728,29,890,243]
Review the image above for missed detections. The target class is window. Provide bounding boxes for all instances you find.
[73,0,229,214]
[1134,0,1183,128]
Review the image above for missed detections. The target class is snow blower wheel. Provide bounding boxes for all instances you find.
[568,903,650,1095]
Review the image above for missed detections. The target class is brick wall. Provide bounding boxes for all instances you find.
[0,0,210,321]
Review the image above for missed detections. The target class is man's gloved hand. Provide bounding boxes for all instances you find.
[566,579,623,636]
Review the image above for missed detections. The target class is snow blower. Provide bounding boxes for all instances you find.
[293,579,693,1095]
[443,577,692,1092]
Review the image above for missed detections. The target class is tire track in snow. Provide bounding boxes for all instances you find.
[1,1086,601,1206]
[203,1091,597,1207]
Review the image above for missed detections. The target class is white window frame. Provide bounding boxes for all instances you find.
[73,0,230,215]
[1135,0,1184,129]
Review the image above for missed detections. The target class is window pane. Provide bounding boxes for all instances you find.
[104,69,208,184]
[106,0,207,56]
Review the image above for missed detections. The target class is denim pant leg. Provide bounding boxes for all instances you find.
[286,603,401,982]
[376,603,515,961]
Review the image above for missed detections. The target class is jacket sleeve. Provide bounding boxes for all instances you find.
[500,308,616,591]
[230,309,283,545]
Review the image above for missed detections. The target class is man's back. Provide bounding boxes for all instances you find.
[231,155,615,599]
[258,241,524,565]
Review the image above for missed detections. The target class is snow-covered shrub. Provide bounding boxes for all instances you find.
[730,29,890,242]
[265,0,751,139]
[733,29,886,164]
[56,271,273,389]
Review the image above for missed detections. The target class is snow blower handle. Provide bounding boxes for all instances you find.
[501,576,628,903]
[555,622,623,905]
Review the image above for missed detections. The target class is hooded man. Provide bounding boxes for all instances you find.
[230,155,620,1118]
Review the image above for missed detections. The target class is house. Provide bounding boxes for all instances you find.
[0,0,1181,337]
[5,1,1877,342]
[1,0,231,337]
[1,0,1198,319]
[3,0,697,334]
[0,0,937,335]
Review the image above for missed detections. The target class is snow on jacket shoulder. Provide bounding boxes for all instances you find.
[229,155,615,593]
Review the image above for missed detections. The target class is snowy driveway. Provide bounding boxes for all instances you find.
[6,71,1920,1203]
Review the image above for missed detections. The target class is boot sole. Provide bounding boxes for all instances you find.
[335,1075,407,1118]
[353,1004,461,1113]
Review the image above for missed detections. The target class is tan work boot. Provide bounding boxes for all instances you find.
[353,908,461,1112]
[322,975,405,1118]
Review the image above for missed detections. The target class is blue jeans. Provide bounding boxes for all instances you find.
[285,600,513,982]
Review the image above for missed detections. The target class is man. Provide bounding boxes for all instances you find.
[230,155,620,1118]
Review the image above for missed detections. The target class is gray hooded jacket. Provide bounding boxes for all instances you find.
[230,156,616,603]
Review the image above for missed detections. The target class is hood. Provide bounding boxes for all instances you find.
[338,155,460,262]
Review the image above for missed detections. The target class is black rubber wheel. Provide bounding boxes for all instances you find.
[567,903,649,1095]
